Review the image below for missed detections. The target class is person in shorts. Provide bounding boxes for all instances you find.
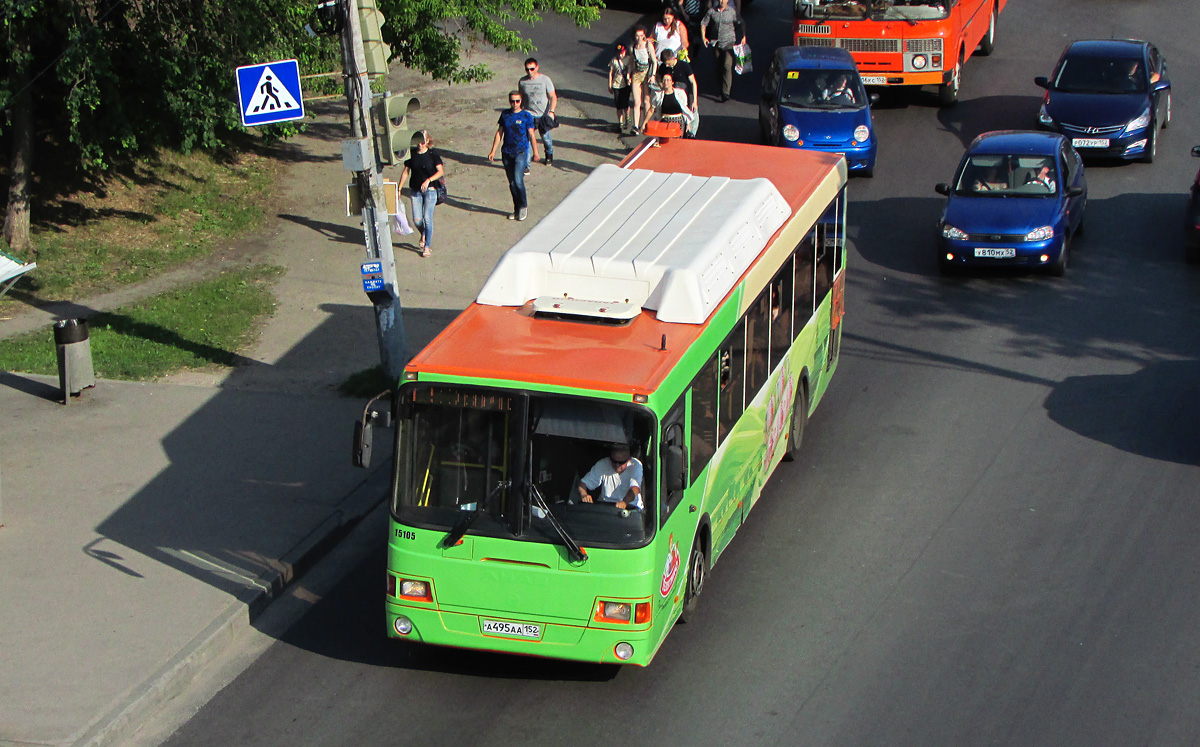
[608,42,634,134]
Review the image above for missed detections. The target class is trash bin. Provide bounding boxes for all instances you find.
[54,318,95,404]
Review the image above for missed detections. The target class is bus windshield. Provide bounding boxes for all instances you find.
[394,386,655,549]
[871,0,950,21]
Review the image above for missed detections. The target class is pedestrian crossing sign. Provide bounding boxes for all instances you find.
[236,59,305,127]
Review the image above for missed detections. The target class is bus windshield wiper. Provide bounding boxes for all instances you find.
[883,3,918,25]
[443,480,508,547]
[531,484,587,563]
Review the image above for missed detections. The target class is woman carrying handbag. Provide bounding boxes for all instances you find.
[398,130,444,258]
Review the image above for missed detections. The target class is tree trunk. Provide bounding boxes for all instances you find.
[4,38,34,258]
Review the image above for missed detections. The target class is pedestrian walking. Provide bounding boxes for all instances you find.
[519,58,558,167]
[608,42,634,134]
[397,129,443,258]
[701,0,746,102]
[659,49,700,137]
[654,6,690,61]
[650,72,697,135]
[487,91,540,221]
[629,25,658,135]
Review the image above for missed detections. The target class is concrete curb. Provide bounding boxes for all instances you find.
[71,463,392,747]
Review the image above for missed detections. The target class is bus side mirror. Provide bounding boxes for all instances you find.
[935,183,951,196]
[352,389,393,468]
[868,92,881,106]
[665,444,687,492]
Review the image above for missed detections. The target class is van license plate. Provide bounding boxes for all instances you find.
[861,76,886,85]
[975,247,1016,259]
[1072,138,1109,148]
[482,619,542,639]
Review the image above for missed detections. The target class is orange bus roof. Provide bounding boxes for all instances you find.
[406,138,845,396]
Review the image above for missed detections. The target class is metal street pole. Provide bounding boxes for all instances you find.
[340,0,406,382]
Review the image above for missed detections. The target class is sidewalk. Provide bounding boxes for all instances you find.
[0,48,627,747]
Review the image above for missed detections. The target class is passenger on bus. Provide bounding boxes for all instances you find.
[578,443,644,511]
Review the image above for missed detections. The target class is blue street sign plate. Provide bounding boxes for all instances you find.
[236,60,305,127]
[361,261,383,275]
[363,277,385,293]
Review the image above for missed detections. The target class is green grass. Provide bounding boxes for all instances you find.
[0,265,283,380]
[3,148,275,305]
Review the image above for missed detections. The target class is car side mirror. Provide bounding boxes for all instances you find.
[1191,146,1200,158]
[1154,79,1170,92]
[1034,76,1050,90]
[935,183,951,196]
[1067,186,1084,197]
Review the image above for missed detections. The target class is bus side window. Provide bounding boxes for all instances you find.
[689,354,719,484]
[746,287,770,399]
[815,226,834,308]
[718,321,745,445]
[770,258,794,371]
[661,395,687,527]
[833,191,845,276]
[794,234,815,330]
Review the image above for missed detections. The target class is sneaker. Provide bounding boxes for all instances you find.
[518,208,528,221]
[524,167,531,175]
[508,211,517,220]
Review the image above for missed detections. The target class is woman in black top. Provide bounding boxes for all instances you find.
[398,130,444,257]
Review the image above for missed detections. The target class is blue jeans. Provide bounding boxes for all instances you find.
[502,150,530,211]
[527,125,554,160]
[410,188,436,247]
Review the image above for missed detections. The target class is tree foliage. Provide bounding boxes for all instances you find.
[380,0,602,83]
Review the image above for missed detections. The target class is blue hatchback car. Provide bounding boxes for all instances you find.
[1035,39,1171,163]
[936,131,1087,277]
[758,47,877,177]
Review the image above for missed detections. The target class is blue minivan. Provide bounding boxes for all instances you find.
[758,46,877,177]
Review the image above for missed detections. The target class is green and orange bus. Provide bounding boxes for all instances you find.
[381,137,847,665]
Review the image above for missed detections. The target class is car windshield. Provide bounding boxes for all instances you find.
[1053,55,1147,95]
[780,69,867,109]
[393,386,655,549]
[954,154,1060,197]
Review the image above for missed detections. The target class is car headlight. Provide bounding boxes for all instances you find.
[782,124,800,142]
[853,125,870,143]
[1024,225,1054,242]
[911,54,927,70]
[1038,102,1054,126]
[1124,107,1151,134]
[942,224,968,240]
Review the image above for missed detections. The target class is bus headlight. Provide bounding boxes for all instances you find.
[614,642,634,660]
[942,224,967,240]
[600,601,632,621]
[853,125,870,143]
[1024,225,1054,242]
[394,615,413,635]
[911,54,928,70]
[783,124,800,142]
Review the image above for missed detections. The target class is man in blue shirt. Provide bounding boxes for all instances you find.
[487,91,540,221]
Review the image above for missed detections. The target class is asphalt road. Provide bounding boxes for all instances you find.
[164,1,1200,744]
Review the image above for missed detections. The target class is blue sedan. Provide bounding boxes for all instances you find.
[1035,39,1171,163]
[936,131,1087,277]
[758,47,877,177]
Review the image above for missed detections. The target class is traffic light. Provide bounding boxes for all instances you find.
[379,92,421,164]
[358,0,390,76]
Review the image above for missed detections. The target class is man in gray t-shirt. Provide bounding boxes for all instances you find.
[519,58,558,166]
[701,0,745,102]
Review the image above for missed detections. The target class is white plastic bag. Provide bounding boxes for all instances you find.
[733,42,753,75]
[392,201,415,235]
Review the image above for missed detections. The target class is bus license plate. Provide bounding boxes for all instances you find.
[861,76,886,85]
[1072,138,1109,148]
[975,247,1016,259]
[482,619,542,639]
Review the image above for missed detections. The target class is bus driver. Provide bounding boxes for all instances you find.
[578,443,644,511]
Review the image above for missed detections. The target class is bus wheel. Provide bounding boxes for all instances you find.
[938,55,962,107]
[782,386,809,462]
[977,6,996,56]
[680,537,708,622]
